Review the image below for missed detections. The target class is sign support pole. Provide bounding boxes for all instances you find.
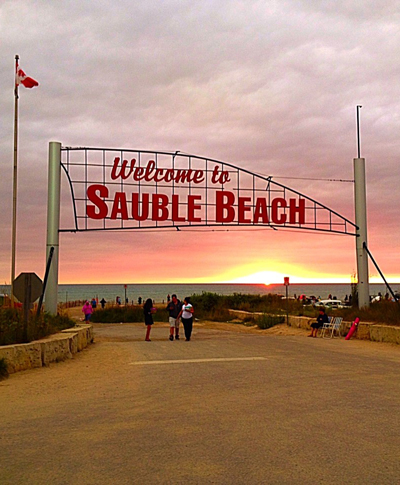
[44,142,61,315]
[353,157,369,308]
[284,276,289,325]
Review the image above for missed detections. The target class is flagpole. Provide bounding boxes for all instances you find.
[11,54,19,307]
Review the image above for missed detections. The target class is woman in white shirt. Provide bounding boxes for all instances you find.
[177,297,194,341]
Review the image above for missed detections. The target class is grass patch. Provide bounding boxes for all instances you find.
[201,308,233,322]
[0,309,75,346]
[241,316,256,326]
[256,314,285,329]
[189,292,298,320]
[91,305,169,323]
[91,294,400,327]
[335,301,400,326]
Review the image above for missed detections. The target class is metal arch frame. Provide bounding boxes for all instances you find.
[60,162,79,232]
[59,146,358,236]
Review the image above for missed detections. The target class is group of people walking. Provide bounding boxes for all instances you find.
[144,294,194,342]
[81,297,106,321]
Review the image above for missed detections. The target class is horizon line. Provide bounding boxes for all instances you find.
[55,281,400,285]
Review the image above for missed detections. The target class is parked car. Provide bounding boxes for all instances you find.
[313,299,344,309]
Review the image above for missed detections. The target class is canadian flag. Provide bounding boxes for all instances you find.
[15,64,39,89]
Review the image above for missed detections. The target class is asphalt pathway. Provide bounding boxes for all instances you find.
[1,322,400,484]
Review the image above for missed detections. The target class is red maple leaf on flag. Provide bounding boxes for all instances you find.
[16,65,39,89]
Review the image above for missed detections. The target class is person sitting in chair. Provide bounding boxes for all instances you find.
[309,308,329,338]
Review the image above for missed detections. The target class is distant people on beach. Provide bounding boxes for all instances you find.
[328,294,332,300]
[144,298,156,341]
[166,294,183,341]
[309,308,329,338]
[82,301,93,322]
[91,298,97,309]
[167,294,171,302]
[177,297,194,341]
[116,296,121,305]
[100,298,106,309]
[138,296,142,305]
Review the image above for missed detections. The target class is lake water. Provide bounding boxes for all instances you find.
[2,282,398,305]
[54,282,400,304]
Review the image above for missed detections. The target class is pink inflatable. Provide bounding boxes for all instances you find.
[345,317,360,340]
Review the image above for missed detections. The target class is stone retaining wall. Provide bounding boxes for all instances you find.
[228,310,400,344]
[0,324,93,375]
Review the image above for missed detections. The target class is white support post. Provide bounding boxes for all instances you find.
[44,142,62,315]
[353,157,369,308]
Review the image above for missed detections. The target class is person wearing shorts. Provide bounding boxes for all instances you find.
[166,294,182,341]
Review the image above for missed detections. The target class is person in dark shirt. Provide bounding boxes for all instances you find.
[309,308,329,338]
[144,298,156,341]
[166,294,182,341]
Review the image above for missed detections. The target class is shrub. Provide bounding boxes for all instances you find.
[0,309,75,346]
[335,301,400,326]
[190,293,225,315]
[189,292,297,320]
[256,314,285,329]
[0,357,8,380]
[205,308,234,322]
[242,316,256,323]
[187,292,305,324]
[91,305,169,323]
[32,313,74,341]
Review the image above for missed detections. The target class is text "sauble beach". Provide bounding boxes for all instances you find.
[86,158,306,224]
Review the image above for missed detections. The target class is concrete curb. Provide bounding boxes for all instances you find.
[228,310,400,344]
[0,324,94,375]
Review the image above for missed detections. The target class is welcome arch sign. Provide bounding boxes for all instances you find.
[60,146,357,234]
[44,142,369,313]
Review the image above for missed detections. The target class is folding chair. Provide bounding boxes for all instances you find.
[320,316,333,338]
[330,317,343,338]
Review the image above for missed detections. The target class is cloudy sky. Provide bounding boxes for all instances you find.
[1,0,399,285]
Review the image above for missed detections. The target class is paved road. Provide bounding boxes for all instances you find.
[1,322,400,484]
